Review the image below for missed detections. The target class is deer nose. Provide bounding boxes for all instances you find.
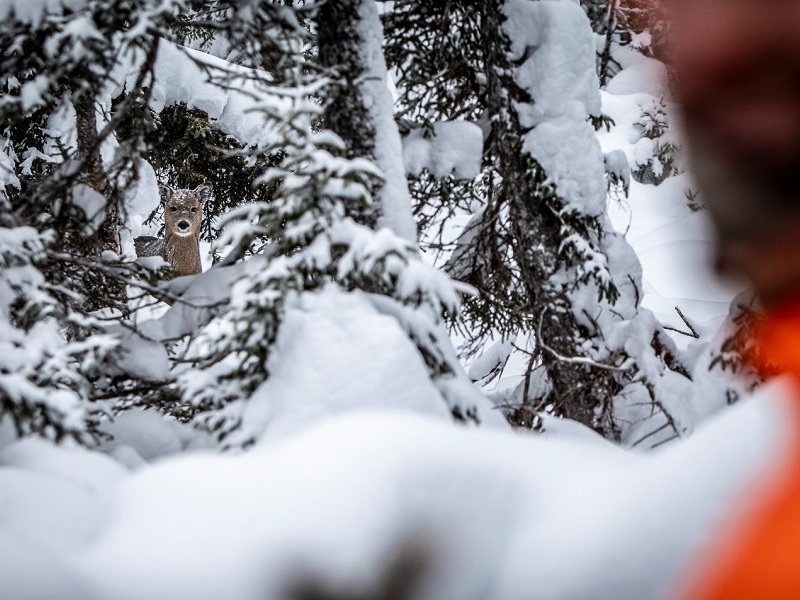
[178,220,190,231]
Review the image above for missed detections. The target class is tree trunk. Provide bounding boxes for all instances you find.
[316,0,417,241]
[72,92,125,310]
[74,93,120,255]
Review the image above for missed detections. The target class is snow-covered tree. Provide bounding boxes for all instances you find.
[0,0,744,452]
[1,0,494,448]
[385,0,694,445]
[163,0,487,445]
[0,0,182,440]
[0,221,118,443]
[632,97,683,186]
[582,0,671,84]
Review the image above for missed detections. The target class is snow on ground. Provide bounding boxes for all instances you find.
[98,409,215,466]
[0,377,795,598]
[216,287,454,444]
[607,173,739,334]
[597,57,745,343]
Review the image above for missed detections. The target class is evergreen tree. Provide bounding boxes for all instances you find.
[581,0,670,84]
[178,0,484,445]
[0,0,700,450]
[0,0,183,440]
[385,0,691,444]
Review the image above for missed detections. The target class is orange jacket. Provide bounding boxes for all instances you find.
[685,297,800,599]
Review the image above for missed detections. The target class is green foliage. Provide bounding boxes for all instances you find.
[118,102,281,246]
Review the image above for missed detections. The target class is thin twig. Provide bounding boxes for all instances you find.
[650,434,680,449]
[664,325,699,338]
[537,308,628,372]
[672,305,700,339]
[627,274,640,306]
[630,421,670,448]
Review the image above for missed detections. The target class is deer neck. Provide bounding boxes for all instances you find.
[164,230,202,276]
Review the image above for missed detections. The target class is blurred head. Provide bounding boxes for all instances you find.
[665,0,800,305]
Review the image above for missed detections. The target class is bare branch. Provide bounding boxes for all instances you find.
[536,309,628,372]
[674,305,700,338]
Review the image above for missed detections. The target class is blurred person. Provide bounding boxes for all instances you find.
[666,0,800,597]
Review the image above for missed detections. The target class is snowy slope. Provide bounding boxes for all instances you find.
[598,58,744,341]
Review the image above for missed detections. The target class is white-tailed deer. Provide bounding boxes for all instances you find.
[134,184,209,276]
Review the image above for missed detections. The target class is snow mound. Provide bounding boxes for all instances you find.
[402,121,484,180]
[70,382,791,599]
[606,58,671,98]
[0,530,101,599]
[98,409,209,464]
[231,288,452,444]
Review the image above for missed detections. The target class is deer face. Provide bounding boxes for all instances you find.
[161,185,209,239]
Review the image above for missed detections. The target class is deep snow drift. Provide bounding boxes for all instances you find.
[1,378,795,599]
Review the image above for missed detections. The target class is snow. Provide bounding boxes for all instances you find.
[0,378,790,598]
[0,440,122,552]
[0,437,127,490]
[0,137,21,198]
[0,1,777,595]
[355,0,418,241]
[599,96,743,334]
[198,287,452,445]
[107,326,171,382]
[606,57,671,98]
[147,41,280,149]
[121,159,160,238]
[134,262,249,342]
[505,0,607,215]
[587,46,749,430]
[42,97,78,159]
[468,338,515,384]
[98,409,211,464]
[524,116,608,216]
[604,149,631,192]
[70,183,107,236]
[19,74,49,111]
[402,121,484,180]
[504,0,602,123]
[0,531,101,599]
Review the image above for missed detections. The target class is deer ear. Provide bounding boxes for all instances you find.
[159,185,173,204]
[193,184,211,207]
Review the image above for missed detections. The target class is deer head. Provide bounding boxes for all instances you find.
[161,184,209,241]
[159,184,210,276]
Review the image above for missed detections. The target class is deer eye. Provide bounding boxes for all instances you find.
[190,207,197,213]
[170,207,178,211]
